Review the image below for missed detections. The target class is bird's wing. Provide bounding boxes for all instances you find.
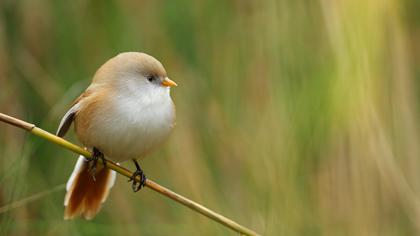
[56,91,91,137]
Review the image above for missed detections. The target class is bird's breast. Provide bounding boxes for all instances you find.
[76,90,175,163]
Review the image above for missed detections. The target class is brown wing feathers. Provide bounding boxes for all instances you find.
[56,91,92,137]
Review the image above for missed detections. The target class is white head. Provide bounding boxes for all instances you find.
[92,52,177,104]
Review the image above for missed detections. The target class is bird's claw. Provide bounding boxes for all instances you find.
[128,169,146,192]
[86,147,106,181]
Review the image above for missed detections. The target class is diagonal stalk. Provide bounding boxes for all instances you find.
[0,112,260,236]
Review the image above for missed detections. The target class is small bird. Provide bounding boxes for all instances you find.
[56,52,177,220]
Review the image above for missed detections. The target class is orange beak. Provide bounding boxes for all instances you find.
[161,77,178,87]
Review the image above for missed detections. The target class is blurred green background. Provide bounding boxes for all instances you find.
[1,0,420,235]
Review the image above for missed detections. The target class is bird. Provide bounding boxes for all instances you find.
[56,52,177,220]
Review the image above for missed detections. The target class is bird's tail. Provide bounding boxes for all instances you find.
[64,155,116,220]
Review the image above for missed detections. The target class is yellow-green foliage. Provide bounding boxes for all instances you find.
[1,0,420,235]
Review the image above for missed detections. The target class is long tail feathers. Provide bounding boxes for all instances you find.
[64,156,116,220]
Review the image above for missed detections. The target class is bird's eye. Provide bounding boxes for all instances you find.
[147,75,156,82]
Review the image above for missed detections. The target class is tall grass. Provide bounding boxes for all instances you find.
[1,0,420,235]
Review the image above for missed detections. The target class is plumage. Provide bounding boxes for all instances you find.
[64,156,116,220]
[58,52,176,220]
[56,102,79,137]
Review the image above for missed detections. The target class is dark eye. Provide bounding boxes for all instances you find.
[147,75,156,82]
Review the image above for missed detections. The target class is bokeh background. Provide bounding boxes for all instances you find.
[1,0,420,235]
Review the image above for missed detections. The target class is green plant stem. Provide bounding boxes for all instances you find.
[0,112,260,236]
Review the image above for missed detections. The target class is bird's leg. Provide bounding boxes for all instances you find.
[87,147,106,181]
[128,159,147,192]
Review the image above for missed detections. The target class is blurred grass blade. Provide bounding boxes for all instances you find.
[0,184,66,214]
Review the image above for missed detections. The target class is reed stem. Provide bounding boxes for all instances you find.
[0,112,260,236]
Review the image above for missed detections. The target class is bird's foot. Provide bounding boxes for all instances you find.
[86,147,106,181]
[128,160,146,192]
